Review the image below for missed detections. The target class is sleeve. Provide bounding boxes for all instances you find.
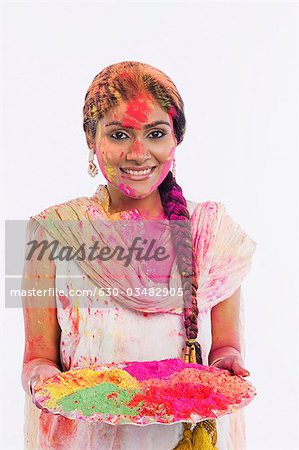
[22,218,60,450]
[22,217,57,307]
[197,201,257,313]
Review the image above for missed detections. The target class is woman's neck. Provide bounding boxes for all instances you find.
[105,183,166,220]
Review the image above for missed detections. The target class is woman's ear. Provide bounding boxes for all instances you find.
[85,130,94,150]
[172,133,178,148]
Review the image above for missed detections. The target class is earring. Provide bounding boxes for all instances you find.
[172,158,176,180]
[88,148,98,177]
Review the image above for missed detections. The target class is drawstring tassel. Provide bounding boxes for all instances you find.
[192,420,218,449]
[172,422,193,450]
[173,340,218,449]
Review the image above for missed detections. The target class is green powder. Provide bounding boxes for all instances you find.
[57,382,143,417]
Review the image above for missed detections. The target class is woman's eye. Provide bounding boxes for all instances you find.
[110,131,129,140]
[110,130,166,140]
[148,130,166,139]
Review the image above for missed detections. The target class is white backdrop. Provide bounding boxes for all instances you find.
[1,1,298,449]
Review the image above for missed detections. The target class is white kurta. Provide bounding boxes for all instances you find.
[23,189,256,450]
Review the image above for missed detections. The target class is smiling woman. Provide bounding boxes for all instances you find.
[21,61,257,450]
[90,95,177,213]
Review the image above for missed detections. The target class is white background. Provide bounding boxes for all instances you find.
[1,1,298,449]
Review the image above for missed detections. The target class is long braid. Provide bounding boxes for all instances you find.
[158,171,203,365]
[159,172,218,448]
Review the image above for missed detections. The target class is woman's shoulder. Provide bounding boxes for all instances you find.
[186,198,224,218]
[29,195,91,221]
[189,198,258,252]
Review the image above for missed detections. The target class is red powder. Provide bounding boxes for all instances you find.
[128,382,231,421]
[39,414,78,449]
[72,308,80,335]
[58,294,70,310]
[122,94,152,129]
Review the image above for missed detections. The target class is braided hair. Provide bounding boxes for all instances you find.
[82,61,202,364]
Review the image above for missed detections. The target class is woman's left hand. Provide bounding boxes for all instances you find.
[210,352,250,377]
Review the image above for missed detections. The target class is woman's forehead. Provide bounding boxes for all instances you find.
[99,97,172,130]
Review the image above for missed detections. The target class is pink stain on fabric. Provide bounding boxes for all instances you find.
[58,294,70,310]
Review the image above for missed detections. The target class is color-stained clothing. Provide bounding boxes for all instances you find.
[23,184,256,450]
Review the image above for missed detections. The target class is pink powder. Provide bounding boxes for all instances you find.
[124,358,207,381]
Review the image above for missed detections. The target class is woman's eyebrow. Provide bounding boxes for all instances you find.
[105,120,171,129]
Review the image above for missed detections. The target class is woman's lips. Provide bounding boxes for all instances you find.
[120,166,156,180]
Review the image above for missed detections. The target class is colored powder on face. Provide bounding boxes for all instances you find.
[122,94,153,129]
[57,382,142,417]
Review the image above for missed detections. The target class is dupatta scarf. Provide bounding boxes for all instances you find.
[31,183,256,317]
[31,184,189,314]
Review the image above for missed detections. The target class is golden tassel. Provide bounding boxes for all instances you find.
[189,343,218,449]
[172,341,218,450]
[172,422,193,450]
[172,342,196,449]
[192,420,218,449]
[190,342,218,450]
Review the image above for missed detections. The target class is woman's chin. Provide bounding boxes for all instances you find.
[117,177,161,195]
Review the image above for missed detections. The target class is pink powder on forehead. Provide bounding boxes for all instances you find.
[122,94,153,129]
[124,358,207,381]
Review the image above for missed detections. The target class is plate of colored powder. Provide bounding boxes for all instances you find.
[33,358,256,425]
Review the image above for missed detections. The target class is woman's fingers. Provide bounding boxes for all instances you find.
[32,393,50,413]
[31,380,50,413]
[231,358,250,377]
[211,355,250,377]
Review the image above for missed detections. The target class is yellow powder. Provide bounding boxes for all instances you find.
[35,368,140,408]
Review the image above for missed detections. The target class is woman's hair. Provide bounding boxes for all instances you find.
[83,61,202,363]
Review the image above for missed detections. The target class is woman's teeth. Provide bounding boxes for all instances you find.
[121,168,154,175]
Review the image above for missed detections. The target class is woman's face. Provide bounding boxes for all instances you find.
[93,93,177,199]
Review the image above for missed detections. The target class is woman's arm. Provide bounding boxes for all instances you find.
[21,220,62,396]
[208,287,250,377]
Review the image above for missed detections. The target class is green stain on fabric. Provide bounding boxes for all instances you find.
[57,382,143,417]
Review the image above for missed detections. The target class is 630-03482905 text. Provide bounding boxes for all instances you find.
[10,286,184,298]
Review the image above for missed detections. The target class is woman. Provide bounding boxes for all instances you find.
[21,61,257,449]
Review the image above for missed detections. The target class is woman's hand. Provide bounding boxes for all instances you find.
[209,346,250,377]
[29,364,62,413]
[210,354,250,377]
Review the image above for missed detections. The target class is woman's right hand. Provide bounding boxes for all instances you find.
[30,365,62,413]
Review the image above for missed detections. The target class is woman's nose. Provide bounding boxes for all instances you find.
[126,141,151,162]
